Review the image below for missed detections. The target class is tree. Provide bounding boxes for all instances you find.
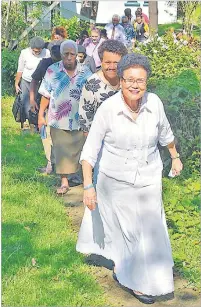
[177,1,200,36]
[149,1,158,35]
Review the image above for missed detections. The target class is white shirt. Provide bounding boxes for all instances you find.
[17,47,50,82]
[105,23,126,45]
[80,91,174,185]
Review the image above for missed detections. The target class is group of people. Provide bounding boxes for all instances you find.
[15,15,183,304]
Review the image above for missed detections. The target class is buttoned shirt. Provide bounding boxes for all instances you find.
[80,91,174,185]
[38,61,92,131]
[105,23,126,45]
[17,47,50,82]
[120,23,136,47]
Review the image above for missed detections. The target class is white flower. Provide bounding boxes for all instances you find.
[174,39,179,45]
[162,44,168,49]
[157,37,163,42]
[180,39,183,42]
[153,49,158,53]
[183,40,188,45]
[135,47,140,51]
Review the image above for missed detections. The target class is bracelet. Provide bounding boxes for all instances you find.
[171,153,180,159]
[84,183,94,190]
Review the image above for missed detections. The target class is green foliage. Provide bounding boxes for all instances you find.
[52,16,90,41]
[149,70,200,177]
[134,32,200,81]
[2,49,20,96]
[163,177,200,289]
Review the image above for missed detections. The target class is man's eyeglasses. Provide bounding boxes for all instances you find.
[122,77,147,86]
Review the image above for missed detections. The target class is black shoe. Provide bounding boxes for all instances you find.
[132,292,155,304]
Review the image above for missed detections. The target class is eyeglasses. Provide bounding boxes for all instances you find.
[122,77,147,86]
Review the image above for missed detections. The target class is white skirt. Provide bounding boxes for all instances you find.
[76,171,174,296]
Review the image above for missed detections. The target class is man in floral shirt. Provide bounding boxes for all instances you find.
[38,40,92,194]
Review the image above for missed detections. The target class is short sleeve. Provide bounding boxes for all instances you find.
[79,80,96,132]
[17,50,25,72]
[158,99,174,146]
[38,68,52,98]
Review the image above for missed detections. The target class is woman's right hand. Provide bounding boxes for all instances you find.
[15,84,21,94]
[83,187,97,211]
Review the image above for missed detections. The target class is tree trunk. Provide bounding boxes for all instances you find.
[149,1,158,35]
[5,0,12,47]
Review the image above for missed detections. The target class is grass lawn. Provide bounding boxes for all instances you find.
[2,97,109,306]
[158,22,200,38]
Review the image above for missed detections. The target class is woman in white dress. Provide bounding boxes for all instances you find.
[76,53,183,304]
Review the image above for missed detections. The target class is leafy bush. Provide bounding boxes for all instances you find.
[163,177,200,289]
[2,49,20,96]
[52,16,90,41]
[134,32,200,81]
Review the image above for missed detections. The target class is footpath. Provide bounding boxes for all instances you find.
[63,185,200,307]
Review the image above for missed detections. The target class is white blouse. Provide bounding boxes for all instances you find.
[80,91,174,185]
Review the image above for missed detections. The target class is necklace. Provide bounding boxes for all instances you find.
[121,93,142,113]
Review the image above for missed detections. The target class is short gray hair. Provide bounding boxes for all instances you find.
[30,36,45,49]
[117,53,151,78]
[112,14,120,20]
[60,40,78,55]
[98,39,128,61]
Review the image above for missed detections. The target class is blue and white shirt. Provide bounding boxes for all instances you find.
[38,61,92,130]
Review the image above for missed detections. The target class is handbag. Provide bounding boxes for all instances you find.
[28,108,39,125]
[12,93,25,127]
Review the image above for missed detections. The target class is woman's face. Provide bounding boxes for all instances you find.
[101,51,122,80]
[32,48,42,56]
[120,66,147,102]
[54,34,63,40]
[91,31,100,44]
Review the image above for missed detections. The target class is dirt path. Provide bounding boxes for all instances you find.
[63,185,200,307]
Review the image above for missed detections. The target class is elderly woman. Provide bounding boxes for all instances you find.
[15,36,50,125]
[38,40,92,194]
[76,53,183,304]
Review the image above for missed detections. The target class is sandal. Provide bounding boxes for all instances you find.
[56,185,70,195]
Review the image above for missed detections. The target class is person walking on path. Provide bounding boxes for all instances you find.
[15,37,50,128]
[30,44,61,175]
[134,13,149,43]
[121,16,136,51]
[105,15,126,45]
[76,53,183,304]
[38,40,92,194]
[77,45,96,73]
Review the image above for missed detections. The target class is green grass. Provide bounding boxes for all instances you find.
[2,97,109,306]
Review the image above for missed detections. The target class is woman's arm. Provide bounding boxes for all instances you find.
[38,96,50,130]
[82,160,97,211]
[15,72,22,94]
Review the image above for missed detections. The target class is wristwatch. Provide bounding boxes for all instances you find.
[171,153,180,159]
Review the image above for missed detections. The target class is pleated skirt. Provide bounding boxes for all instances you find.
[76,171,174,296]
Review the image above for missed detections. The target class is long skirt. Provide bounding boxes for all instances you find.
[50,127,85,175]
[76,171,174,296]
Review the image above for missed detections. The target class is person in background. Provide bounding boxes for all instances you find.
[51,26,68,41]
[76,30,89,45]
[136,7,149,24]
[124,7,134,24]
[83,28,105,70]
[134,13,149,42]
[30,45,61,175]
[79,40,127,184]
[76,53,183,304]
[77,45,96,73]
[15,36,50,128]
[100,29,108,40]
[38,40,92,195]
[121,16,136,51]
[105,14,126,45]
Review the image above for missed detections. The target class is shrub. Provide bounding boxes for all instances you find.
[2,49,20,96]
[134,32,200,81]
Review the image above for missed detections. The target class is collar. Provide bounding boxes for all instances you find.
[116,91,152,115]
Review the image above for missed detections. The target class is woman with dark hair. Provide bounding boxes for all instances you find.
[77,53,183,304]
[77,30,89,45]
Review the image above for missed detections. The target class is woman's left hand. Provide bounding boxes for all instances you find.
[171,158,183,176]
